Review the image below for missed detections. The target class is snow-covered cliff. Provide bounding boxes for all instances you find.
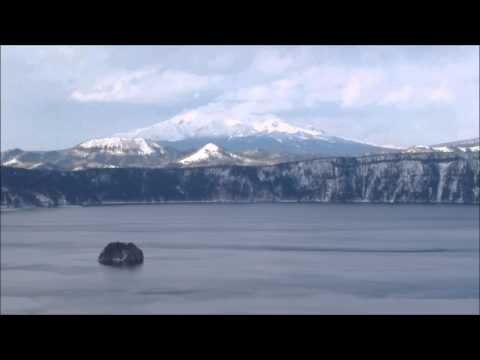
[1,152,479,207]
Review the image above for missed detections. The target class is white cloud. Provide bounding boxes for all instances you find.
[427,86,455,103]
[170,59,470,128]
[381,85,414,105]
[149,55,476,148]
[207,53,235,71]
[68,47,473,114]
[251,50,294,75]
[71,66,218,104]
[341,77,363,107]
[249,48,311,76]
[3,45,477,150]
[341,70,386,107]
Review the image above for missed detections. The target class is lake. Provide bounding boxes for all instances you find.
[1,203,479,314]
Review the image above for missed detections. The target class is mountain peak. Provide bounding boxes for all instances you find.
[202,143,221,152]
[117,112,328,142]
[251,118,324,138]
[178,143,230,165]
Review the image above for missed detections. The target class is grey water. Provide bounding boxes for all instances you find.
[1,204,479,314]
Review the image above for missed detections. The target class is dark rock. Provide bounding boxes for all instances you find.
[98,242,144,266]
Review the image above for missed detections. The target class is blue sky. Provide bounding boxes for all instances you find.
[1,45,478,150]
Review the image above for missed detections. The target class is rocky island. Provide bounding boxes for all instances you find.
[98,242,144,267]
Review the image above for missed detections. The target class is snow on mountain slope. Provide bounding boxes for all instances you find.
[406,145,451,153]
[178,143,242,165]
[3,158,21,166]
[0,137,183,171]
[77,137,164,155]
[117,112,333,142]
[462,145,480,152]
[432,146,454,153]
[112,108,400,156]
[405,139,480,154]
[250,118,324,138]
[434,138,479,148]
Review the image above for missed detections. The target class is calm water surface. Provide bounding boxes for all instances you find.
[1,204,479,314]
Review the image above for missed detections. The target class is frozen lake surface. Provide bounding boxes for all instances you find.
[1,204,479,314]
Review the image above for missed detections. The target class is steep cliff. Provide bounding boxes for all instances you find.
[1,152,479,207]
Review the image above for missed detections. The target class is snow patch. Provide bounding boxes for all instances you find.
[3,158,20,166]
[28,163,45,169]
[432,146,454,153]
[251,118,323,137]
[179,143,229,164]
[116,112,340,143]
[78,137,162,155]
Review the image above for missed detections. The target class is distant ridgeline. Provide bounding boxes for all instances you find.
[1,152,479,207]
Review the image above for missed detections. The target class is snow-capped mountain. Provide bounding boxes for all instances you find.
[118,114,327,141]
[179,143,238,165]
[0,137,303,170]
[177,143,268,167]
[0,138,288,171]
[3,134,479,173]
[0,137,182,171]
[116,114,391,157]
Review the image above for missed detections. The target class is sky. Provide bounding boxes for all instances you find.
[1,45,478,151]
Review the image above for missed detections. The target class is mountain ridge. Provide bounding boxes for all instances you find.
[117,114,328,141]
[404,137,480,154]
[2,136,479,171]
[114,113,394,156]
